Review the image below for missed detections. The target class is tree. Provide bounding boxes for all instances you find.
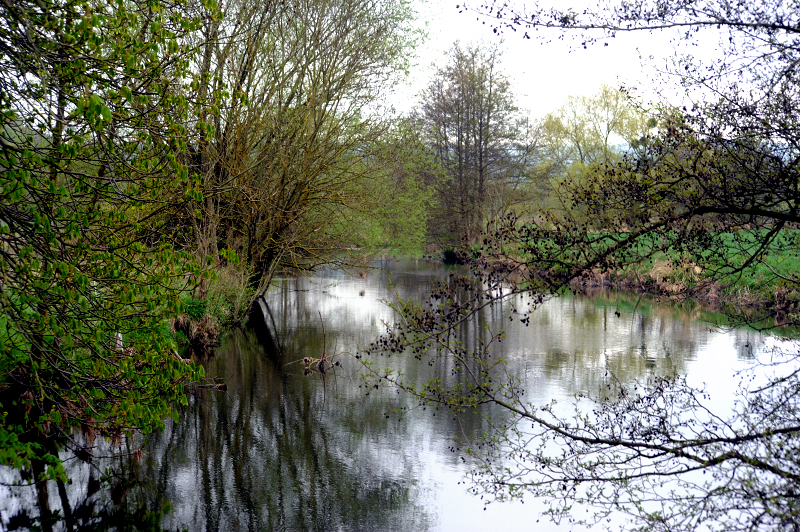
[364,1,800,531]
[542,84,650,169]
[536,84,653,219]
[350,118,443,257]
[183,0,419,298]
[0,0,207,528]
[419,42,535,245]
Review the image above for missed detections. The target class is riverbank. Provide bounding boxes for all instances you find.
[460,242,800,328]
[568,261,800,327]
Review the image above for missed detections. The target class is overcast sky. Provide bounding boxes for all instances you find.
[390,1,714,118]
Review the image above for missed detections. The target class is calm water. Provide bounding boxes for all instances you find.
[0,259,776,531]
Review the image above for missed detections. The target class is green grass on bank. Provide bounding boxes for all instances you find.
[508,229,800,307]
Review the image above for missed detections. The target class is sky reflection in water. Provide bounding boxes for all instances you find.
[0,259,775,531]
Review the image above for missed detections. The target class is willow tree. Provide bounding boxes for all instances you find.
[0,0,207,529]
[184,0,418,296]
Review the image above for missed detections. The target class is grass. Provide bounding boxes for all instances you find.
[503,228,800,322]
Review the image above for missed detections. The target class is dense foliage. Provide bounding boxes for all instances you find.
[0,0,208,527]
[182,0,421,295]
[352,119,442,257]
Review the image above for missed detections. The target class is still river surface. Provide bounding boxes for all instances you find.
[0,259,781,531]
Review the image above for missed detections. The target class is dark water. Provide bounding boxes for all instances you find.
[0,259,776,531]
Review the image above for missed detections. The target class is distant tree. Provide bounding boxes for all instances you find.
[540,84,650,171]
[539,85,654,223]
[419,42,535,245]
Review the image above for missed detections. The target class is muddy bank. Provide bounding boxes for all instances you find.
[469,253,800,327]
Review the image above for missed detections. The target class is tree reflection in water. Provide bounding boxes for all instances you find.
[2,449,176,531]
[139,329,432,532]
[0,260,766,531]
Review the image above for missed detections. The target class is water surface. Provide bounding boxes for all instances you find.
[0,259,775,531]
[145,259,768,531]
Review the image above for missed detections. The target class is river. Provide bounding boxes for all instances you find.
[0,258,780,531]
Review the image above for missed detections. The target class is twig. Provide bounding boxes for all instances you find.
[319,310,327,374]
[761,260,800,284]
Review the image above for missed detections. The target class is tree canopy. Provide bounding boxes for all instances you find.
[183,0,420,296]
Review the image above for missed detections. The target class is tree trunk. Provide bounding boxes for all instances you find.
[31,458,53,532]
